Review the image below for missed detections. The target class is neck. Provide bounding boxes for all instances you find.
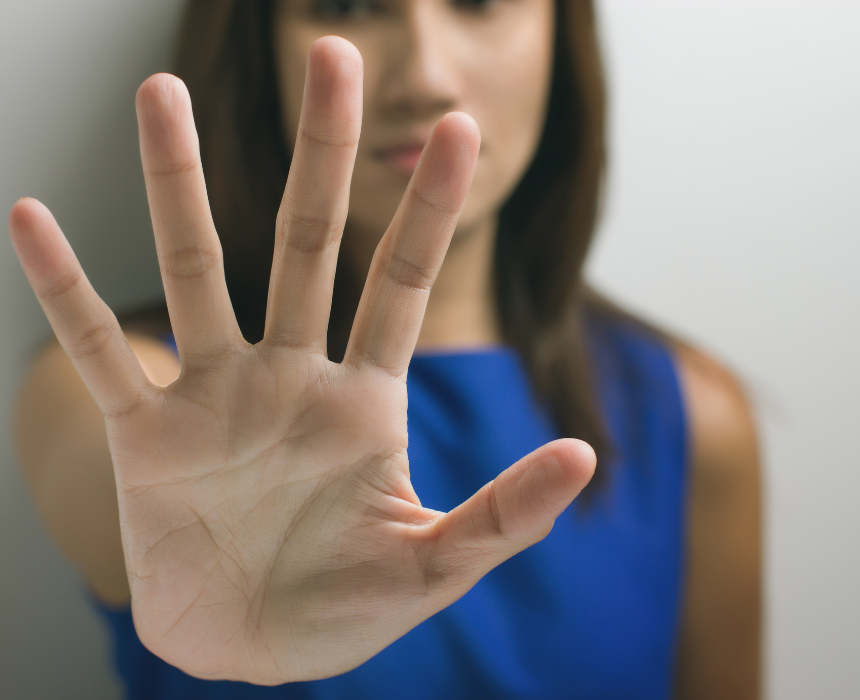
[415,214,500,350]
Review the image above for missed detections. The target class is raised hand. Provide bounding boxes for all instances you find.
[8,37,595,685]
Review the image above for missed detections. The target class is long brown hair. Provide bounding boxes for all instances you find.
[121,0,615,474]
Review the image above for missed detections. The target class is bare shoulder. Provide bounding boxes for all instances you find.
[16,329,180,491]
[670,340,762,699]
[671,340,759,483]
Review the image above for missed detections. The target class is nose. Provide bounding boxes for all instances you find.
[378,0,461,120]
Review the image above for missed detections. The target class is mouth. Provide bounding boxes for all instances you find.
[371,141,428,177]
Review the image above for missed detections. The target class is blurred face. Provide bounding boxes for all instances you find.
[273,0,555,267]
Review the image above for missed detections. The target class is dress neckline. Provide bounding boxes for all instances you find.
[410,344,516,360]
[159,332,515,362]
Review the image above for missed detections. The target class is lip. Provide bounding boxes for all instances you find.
[371,139,430,177]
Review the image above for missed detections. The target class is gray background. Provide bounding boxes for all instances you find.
[1,0,858,697]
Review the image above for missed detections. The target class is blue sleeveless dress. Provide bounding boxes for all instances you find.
[93,314,689,699]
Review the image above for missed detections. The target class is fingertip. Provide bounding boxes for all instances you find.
[552,438,597,483]
[532,439,596,503]
[445,111,480,139]
[516,439,595,511]
[7,198,68,275]
[436,112,481,157]
[136,73,189,113]
[308,34,363,66]
[135,73,194,145]
[9,197,50,242]
[9,197,34,234]
[418,113,480,196]
[307,35,364,95]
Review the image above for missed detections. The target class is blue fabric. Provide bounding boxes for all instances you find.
[93,314,689,699]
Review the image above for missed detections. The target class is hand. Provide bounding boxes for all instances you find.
[8,36,595,685]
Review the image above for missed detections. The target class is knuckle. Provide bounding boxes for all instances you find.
[40,269,83,302]
[485,481,506,539]
[66,319,116,361]
[411,187,459,217]
[162,243,221,280]
[385,250,435,292]
[281,213,342,254]
[299,125,358,150]
[103,390,150,421]
[145,159,199,178]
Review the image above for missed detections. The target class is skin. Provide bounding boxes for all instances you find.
[10,37,594,684]
[674,344,762,699]
[273,0,554,346]
[11,0,761,694]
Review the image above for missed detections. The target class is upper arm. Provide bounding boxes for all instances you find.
[673,342,762,700]
[14,332,180,605]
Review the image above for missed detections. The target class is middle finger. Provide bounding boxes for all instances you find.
[264,37,363,352]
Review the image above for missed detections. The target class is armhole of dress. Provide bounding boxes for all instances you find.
[664,341,693,497]
[662,340,695,660]
[158,331,178,358]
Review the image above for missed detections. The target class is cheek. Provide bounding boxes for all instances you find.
[484,51,550,164]
[460,18,554,221]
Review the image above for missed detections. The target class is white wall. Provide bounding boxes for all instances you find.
[589,2,860,698]
[0,2,184,698]
[0,1,857,698]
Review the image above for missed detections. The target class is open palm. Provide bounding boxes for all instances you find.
[8,37,594,685]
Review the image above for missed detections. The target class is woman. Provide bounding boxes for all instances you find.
[10,0,761,697]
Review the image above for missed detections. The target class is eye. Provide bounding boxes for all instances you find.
[311,0,378,20]
[451,0,499,12]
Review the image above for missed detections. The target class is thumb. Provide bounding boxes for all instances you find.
[426,438,596,596]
